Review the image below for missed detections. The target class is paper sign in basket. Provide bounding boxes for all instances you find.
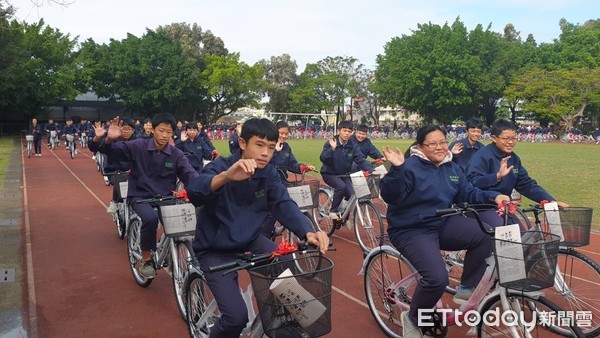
[269,268,326,328]
[159,203,197,235]
[494,224,526,284]
[543,202,564,241]
[373,164,388,177]
[287,185,313,208]
[350,171,371,199]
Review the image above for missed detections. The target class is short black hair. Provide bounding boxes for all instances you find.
[416,125,447,145]
[491,118,516,137]
[466,117,483,130]
[338,120,354,130]
[121,118,135,129]
[152,113,177,131]
[241,118,278,142]
[357,124,369,132]
[275,120,289,130]
[185,122,199,130]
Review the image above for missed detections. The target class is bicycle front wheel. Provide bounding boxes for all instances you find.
[27,142,32,158]
[477,293,584,337]
[127,217,152,287]
[187,271,219,337]
[353,201,385,254]
[172,239,194,321]
[537,248,600,337]
[314,187,335,236]
[364,248,417,338]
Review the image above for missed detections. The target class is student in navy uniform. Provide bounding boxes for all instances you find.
[94,113,199,278]
[28,118,43,156]
[62,118,79,153]
[466,118,568,226]
[90,118,137,211]
[380,125,510,338]
[139,118,154,139]
[175,122,213,172]
[449,117,484,172]
[44,119,57,148]
[350,124,385,171]
[186,118,329,337]
[228,122,242,154]
[320,120,374,218]
[196,120,219,156]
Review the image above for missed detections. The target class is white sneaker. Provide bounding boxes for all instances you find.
[329,212,340,220]
[401,311,423,338]
[92,155,96,160]
[106,201,117,214]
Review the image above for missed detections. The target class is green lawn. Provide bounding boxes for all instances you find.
[0,137,13,188]
[213,139,600,228]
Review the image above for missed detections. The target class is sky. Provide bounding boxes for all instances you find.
[6,0,600,71]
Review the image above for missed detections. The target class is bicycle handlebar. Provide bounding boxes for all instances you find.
[135,195,184,205]
[433,202,506,236]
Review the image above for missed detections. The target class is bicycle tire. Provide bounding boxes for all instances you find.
[533,248,600,337]
[442,249,465,295]
[69,143,75,159]
[353,200,385,254]
[186,271,219,337]
[477,293,585,337]
[314,187,335,236]
[114,203,127,239]
[173,239,194,322]
[127,217,152,287]
[27,142,32,158]
[364,248,417,338]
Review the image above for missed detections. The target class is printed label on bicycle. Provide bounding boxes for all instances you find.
[287,185,313,208]
[543,202,565,241]
[119,181,128,199]
[160,203,197,236]
[350,171,371,199]
[269,268,327,328]
[494,224,526,283]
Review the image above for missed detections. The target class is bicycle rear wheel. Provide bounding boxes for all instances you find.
[172,239,194,321]
[187,271,219,337]
[477,293,584,337]
[353,200,385,254]
[364,248,417,338]
[314,187,335,236]
[126,217,152,287]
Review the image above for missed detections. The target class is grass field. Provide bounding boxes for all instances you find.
[0,137,13,188]
[211,138,600,228]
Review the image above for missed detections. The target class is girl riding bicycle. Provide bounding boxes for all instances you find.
[380,125,510,338]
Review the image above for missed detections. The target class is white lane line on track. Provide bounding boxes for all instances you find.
[21,139,38,338]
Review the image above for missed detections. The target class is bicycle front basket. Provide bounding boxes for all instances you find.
[287,180,319,210]
[25,135,34,142]
[541,207,593,247]
[249,253,334,338]
[159,203,197,237]
[493,231,560,292]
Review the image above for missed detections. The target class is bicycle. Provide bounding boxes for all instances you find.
[49,130,59,150]
[518,203,600,337]
[25,134,34,158]
[362,203,585,338]
[80,131,88,148]
[185,242,334,338]
[315,172,385,254]
[127,194,196,320]
[103,171,130,239]
[65,134,76,159]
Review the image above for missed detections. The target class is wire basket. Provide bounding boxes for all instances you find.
[493,231,560,292]
[249,253,334,338]
[351,174,380,199]
[541,207,593,247]
[25,135,34,142]
[159,202,197,237]
[287,180,319,210]
[65,134,74,142]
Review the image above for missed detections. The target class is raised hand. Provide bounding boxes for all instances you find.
[225,159,258,182]
[180,130,188,142]
[275,141,284,152]
[328,136,337,150]
[382,146,405,166]
[497,156,514,180]
[451,142,463,155]
[106,116,123,141]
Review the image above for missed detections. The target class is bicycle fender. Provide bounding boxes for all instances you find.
[358,245,399,275]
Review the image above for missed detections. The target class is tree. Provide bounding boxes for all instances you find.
[259,54,298,113]
[199,52,266,123]
[0,18,78,120]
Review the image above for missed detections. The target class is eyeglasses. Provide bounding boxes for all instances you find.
[121,128,134,132]
[496,136,517,143]
[422,141,449,149]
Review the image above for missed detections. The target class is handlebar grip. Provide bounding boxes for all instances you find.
[208,261,238,273]
[436,208,459,216]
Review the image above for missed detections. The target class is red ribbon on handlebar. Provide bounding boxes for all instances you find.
[539,200,548,207]
[270,240,298,259]
[175,189,189,202]
[496,201,516,216]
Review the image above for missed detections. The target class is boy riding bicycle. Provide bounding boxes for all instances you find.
[94,113,199,278]
[320,120,374,219]
[186,118,329,337]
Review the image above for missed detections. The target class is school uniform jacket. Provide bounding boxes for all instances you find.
[320,136,373,175]
[187,151,313,252]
